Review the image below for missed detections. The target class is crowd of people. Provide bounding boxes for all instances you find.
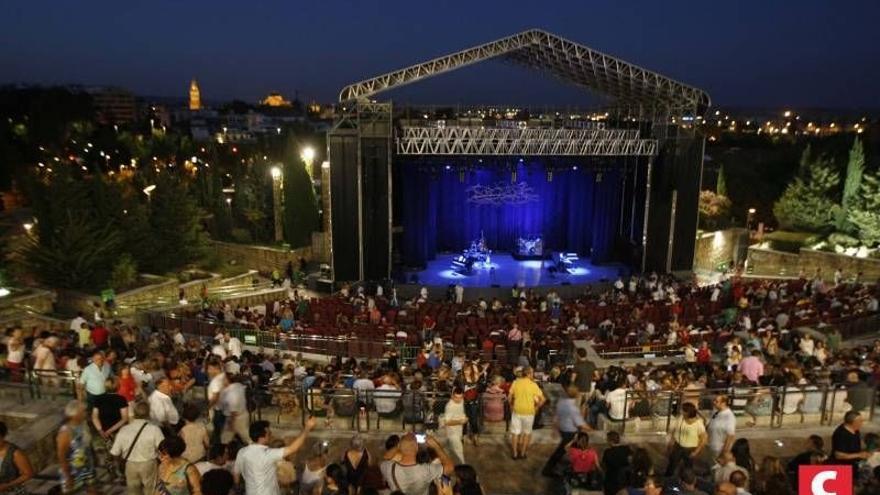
[0,268,879,494]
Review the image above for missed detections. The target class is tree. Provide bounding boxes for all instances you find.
[773,159,841,233]
[848,171,880,247]
[283,160,320,248]
[698,190,731,230]
[141,176,208,273]
[21,213,122,290]
[716,164,727,197]
[837,137,865,232]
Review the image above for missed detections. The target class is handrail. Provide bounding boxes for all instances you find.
[606,383,878,433]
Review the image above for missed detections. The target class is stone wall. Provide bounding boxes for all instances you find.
[57,274,178,317]
[211,240,316,275]
[693,228,749,272]
[0,289,56,317]
[747,246,880,280]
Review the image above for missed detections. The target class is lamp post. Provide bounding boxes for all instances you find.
[301,146,316,179]
[271,166,284,243]
[746,207,756,232]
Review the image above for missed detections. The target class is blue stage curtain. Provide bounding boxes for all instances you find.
[400,162,622,267]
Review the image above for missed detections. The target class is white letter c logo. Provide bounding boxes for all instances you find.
[812,470,837,495]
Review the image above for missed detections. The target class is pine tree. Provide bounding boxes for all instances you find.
[773,160,841,232]
[283,160,321,248]
[141,176,208,273]
[841,137,865,211]
[848,171,880,247]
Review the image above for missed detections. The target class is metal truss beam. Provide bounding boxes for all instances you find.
[339,29,710,115]
[396,126,657,156]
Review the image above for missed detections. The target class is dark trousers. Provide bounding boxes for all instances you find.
[211,409,226,444]
[542,431,576,475]
[664,443,695,477]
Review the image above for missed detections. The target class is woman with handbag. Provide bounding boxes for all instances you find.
[156,436,202,495]
[664,402,706,477]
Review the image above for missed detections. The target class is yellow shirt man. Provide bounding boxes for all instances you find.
[509,377,544,416]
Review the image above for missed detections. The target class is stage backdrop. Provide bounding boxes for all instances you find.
[400,162,622,267]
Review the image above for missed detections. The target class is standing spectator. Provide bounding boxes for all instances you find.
[443,386,468,465]
[4,328,25,376]
[180,403,209,463]
[91,377,129,480]
[707,395,736,461]
[601,431,631,495]
[571,347,596,412]
[665,402,707,477]
[78,351,111,410]
[831,411,871,465]
[234,417,316,495]
[380,433,455,495]
[340,434,371,492]
[69,312,87,334]
[57,401,97,495]
[33,336,58,384]
[542,385,591,477]
[508,366,545,460]
[110,402,164,495]
[201,469,234,495]
[205,359,227,445]
[226,333,243,359]
[156,436,202,495]
[219,377,251,444]
[90,322,109,349]
[77,323,92,349]
[149,378,180,430]
[0,421,34,494]
[738,350,764,384]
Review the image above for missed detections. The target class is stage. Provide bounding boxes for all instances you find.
[409,252,624,288]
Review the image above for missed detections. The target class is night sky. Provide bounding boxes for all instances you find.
[1,0,878,108]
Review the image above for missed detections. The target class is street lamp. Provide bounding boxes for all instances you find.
[301,146,316,179]
[270,166,284,242]
[23,222,33,234]
[746,207,756,231]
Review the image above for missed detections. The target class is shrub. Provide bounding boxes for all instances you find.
[763,231,813,253]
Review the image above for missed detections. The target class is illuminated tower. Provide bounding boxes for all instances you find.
[189,79,201,111]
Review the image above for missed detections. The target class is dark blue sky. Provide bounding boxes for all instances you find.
[2,0,878,108]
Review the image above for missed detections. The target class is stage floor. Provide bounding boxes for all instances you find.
[412,253,623,288]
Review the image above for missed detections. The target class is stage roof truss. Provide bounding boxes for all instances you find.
[396,126,656,156]
[339,29,710,115]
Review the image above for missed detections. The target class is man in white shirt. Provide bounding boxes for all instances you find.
[220,379,251,444]
[111,402,164,494]
[352,372,375,402]
[226,333,243,359]
[605,384,629,420]
[707,395,736,461]
[206,359,228,444]
[69,312,87,333]
[235,417,316,495]
[374,378,401,414]
[211,340,228,360]
[148,378,179,428]
[172,329,186,347]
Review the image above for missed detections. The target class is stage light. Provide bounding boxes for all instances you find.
[572,165,578,171]
[445,165,451,170]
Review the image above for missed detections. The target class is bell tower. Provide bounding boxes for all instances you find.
[189,79,201,111]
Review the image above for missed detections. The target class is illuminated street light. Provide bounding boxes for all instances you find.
[143,184,156,203]
[301,146,316,178]
[23,222,33,234]
[270,165,284,242]
[270,166,282,179]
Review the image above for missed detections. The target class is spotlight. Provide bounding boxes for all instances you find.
[572,165,578,171]
[445,165,451,171]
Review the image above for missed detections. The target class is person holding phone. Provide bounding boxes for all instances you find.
[380,433,455,495]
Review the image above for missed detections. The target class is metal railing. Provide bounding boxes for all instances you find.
[249,385,512,433]
[140,311,422,361]
[0,365,81,402]
[599,383,878,434]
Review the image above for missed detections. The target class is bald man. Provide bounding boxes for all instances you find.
[381,433,455,495]
[715,481,736,495]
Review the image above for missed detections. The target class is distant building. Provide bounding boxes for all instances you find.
[262,92,292,107]
[86,86,136,125]
[189,79,201,110]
